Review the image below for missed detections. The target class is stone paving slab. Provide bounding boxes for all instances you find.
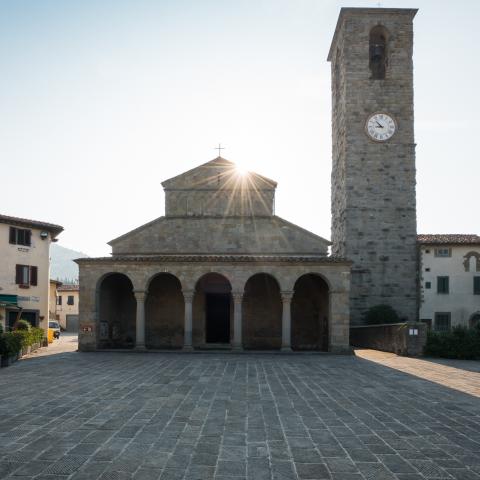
[0,345,479,479]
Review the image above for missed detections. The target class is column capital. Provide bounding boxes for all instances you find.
[133,290,148,301]
[280,291,294,302]
[232,291,243,302]
[182,290,195,302]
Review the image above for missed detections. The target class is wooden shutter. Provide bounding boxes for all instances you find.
[9,227,17,244]
[30,266,38,286]
[15,264,22,284]
[25,230,31,246]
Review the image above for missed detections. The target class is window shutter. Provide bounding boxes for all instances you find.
[30,266,38,286]
[15,264,22,284]
[9,227,16,244]
[25,230,31,246]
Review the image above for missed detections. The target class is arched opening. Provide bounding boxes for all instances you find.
[470,313,480,329]
[98,273,136,349]
[193,273,232,346]
[292,274,329,351]
[243,273,282,350]
[146,273,184,349]
[369,25,388,80]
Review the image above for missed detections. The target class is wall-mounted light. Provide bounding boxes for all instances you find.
[40,231,48,240]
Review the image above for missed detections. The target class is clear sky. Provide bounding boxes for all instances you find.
[1,0,479,257]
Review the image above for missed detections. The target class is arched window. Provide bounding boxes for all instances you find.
[369,26,388,80]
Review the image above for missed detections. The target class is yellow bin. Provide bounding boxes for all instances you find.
[47,328,54,344]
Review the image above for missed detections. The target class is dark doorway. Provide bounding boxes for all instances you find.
[206,293,230,343]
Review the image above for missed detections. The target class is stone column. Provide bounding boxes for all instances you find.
[183,290,195,351]
[281,291,294,352]
[232,292,243,350]
[133,290,147,351]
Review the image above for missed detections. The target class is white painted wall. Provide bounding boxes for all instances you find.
[0,223,53,332]
[419,244,480,328]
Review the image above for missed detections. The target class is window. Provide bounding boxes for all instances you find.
[9,227,31,246]
[67,295,74,306]
[425,249,430,254]
[434,247,451,257]
[434,313,451,332]
[369,26,388,80]
[15,265,37,286]
[474,277,480,295]
[437,276,449,294]
[425,268,430,272]
[425,281,431,289]
[57,296,62,306]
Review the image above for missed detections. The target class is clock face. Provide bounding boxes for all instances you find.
[366,113,396,142]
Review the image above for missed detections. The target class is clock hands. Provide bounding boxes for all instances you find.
[375,121,384,129]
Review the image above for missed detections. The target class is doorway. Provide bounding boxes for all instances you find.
[206,293,230,343]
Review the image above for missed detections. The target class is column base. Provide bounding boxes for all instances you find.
[183,345,194,352]
[281,346,292,352]
[134,345,147,351]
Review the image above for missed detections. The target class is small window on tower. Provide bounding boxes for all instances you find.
[369,26,388,80]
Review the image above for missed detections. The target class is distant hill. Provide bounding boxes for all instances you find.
[50,244,89,283]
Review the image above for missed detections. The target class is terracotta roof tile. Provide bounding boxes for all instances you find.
[417,234,480,245]
[0,213,63,237]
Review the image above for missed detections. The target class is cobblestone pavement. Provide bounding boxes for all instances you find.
[1,349,480,480]
[356,350,480,398]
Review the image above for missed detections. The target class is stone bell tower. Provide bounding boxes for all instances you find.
[328,8,418,324]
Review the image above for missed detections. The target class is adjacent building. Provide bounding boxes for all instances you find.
[419,234,480,331]
[56,284,80,332]
[0,214,63,333]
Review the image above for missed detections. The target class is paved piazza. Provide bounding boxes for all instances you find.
[1,341,480,480]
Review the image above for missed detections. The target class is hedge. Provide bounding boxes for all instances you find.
[424,325,480,360]
[0,328,45,358]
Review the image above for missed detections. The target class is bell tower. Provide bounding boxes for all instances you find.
[328,8,418,324]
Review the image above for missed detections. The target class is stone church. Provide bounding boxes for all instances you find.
[77,7,418,352]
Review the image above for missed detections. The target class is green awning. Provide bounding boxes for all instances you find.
[0,294,19,308]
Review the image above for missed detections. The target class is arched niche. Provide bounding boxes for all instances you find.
[145,273,184,349]
[291,273,329,351]
[242,273,282,350]
[98,273,136,349]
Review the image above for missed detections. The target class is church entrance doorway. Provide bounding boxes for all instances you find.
[206,293,230,343]
[194,273,232,346]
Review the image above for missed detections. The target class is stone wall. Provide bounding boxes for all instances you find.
[350,322,426,356]
[329,9,418,324]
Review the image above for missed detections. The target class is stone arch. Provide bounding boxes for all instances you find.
[145,273,184,349]
[369,25,389,80]
[97,273,136,349]
[469,312,480,329]
[193,272,232,346]
[243,273,282,350]
[463,251,480,272]
[292,273,329,351]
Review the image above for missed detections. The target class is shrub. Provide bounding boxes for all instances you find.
[31,327,45,345]
[424,326,480,360]
[364,304,400,325]
[0,332,22,357]
[15,319,31,331]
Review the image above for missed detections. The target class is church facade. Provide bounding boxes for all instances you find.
[77,159,351,352]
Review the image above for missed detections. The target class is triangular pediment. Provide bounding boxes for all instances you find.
[161,157,277,191]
